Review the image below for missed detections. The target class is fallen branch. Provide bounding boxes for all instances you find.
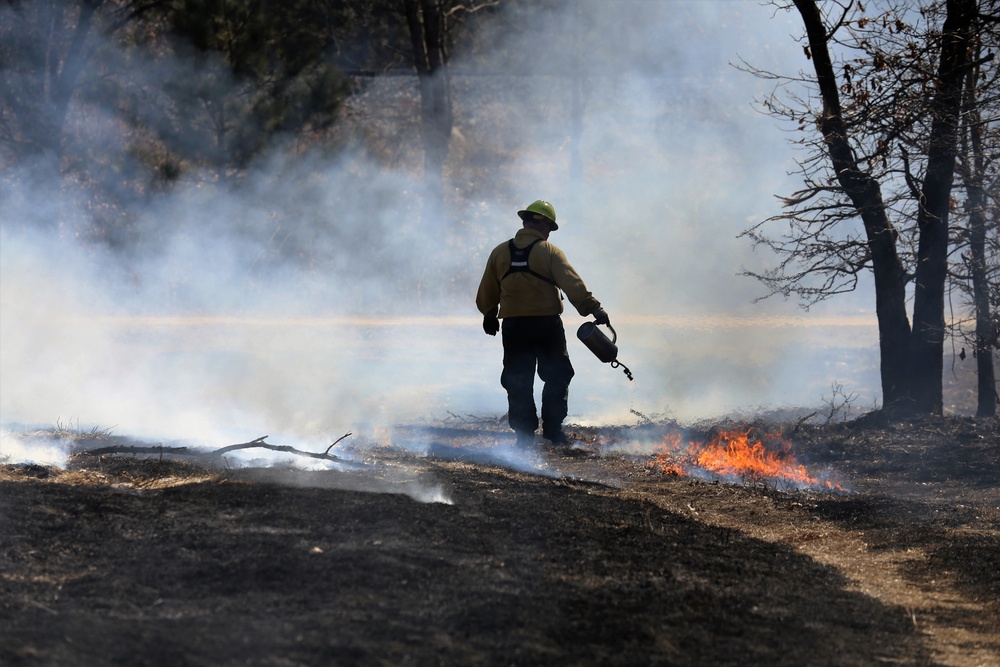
[211,436,269,456]
[79,433,357,466]
[212,435,353,464]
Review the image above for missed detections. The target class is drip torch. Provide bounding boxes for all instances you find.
[577,319,633,381]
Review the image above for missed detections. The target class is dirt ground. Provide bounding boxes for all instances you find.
[1,415,998,666]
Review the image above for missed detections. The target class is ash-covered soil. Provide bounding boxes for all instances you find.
[1,416,998,666]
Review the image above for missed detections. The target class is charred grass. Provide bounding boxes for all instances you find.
[0,415,997,666]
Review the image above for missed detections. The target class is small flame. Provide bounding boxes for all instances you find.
[648,427,843,492]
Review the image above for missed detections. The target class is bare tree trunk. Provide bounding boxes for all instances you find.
[959,39,998,418]
[910,0,976,415]
[970,213,998,417]
[404,0,452,218]
[33,0,102,160]
[793,0,913,414]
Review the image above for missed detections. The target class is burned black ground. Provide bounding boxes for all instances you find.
[1,416,997,666]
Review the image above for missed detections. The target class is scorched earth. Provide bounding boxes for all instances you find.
[1,415,998,666]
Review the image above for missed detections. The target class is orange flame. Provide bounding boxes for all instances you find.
[648,427,843,491]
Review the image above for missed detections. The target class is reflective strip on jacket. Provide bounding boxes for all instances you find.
[476,228,601,318]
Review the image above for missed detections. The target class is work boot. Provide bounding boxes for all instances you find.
[543,430,571,446]
[544,430,589,457]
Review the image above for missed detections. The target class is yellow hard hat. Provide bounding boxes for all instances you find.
[517,200,558,230]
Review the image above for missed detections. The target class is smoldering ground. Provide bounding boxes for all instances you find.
[3,415,999,666]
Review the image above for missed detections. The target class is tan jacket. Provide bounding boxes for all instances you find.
[476,228,601,318]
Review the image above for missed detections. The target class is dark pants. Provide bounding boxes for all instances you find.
[501,315,575,437]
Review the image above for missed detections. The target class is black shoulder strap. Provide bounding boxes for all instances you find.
[501,238,557,286]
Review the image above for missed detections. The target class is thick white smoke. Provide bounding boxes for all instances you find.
[1,1,886,462]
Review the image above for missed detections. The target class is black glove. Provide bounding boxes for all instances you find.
[593,308,610,326]
[483,314,500,336]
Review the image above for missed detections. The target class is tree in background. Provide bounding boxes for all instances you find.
[742,0,987,417]
[132,0,349,179]
[952,9,1000,416]
[0,0,352,245]
[404,0,451,209]
[0,0,350,180]
[0,0,116,165]
[330,0,499,217]
[0,0,170,243]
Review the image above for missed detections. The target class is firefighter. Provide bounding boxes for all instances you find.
[476,199,609,447]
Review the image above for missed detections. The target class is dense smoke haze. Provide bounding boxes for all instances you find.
[1,0,895,456]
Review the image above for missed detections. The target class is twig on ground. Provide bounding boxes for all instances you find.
[793,412,819,433]
[446,412,505,425]
[630,409,653,424]
[822,383,858,424]
[324,432,352,455]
